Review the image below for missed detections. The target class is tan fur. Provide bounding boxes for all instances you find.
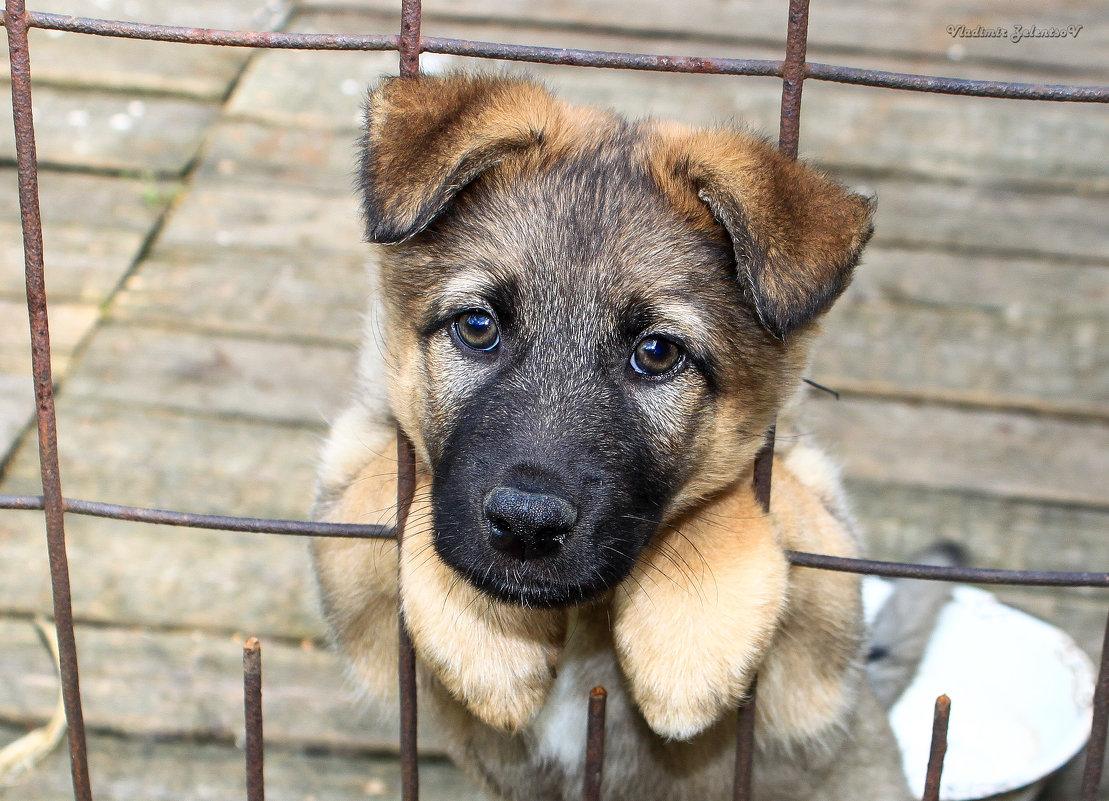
[362,74,618,245]
[315,419,567,731]
[643,122,875,338]
[314,421,909,799]
[612,476,789,740]
[757,462,865,745]
[399,508,568,732]
[313,73,910,800]
[312,411,401,705]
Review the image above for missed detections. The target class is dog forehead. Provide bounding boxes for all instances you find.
[428,144,733,302]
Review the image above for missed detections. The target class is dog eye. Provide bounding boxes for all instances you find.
[630,336,684,376]
[453,310,500,352]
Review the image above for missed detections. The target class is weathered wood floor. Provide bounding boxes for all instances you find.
[1,0,1106,797]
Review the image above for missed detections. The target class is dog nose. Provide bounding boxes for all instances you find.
[483,486,578,560]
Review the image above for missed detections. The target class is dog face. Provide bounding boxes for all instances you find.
[359,74,873,609]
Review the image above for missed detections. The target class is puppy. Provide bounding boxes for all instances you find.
[312,73,911,800]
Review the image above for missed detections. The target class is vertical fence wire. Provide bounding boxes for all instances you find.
[4,2,93,799]
[777,0,811,159]
[395,6,423,800]
[243,638,265,801]
[732,677,758,801]
[399,0,422,77]
[921,695,951,801]
[582,686,608,801]
[735,2,814,796]
[1082,610,1109,801]
[396,430,420,801]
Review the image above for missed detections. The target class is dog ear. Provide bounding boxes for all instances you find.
[359,73,561,244]
[646,124,875,339]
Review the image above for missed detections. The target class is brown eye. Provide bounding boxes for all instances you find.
[453,310,500,352]
[630,336,683,376]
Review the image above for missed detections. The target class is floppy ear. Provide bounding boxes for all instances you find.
[399,517,568,732]
[646,124,875,339]
[611,481,789,740]
[313,420,567,732]
[359,73,563,244]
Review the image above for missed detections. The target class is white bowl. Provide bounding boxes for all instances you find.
[863,580,1095,800]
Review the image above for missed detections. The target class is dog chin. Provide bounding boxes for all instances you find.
[462,569,612,608]
[435,543,627,608]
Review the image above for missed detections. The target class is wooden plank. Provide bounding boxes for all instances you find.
[849,481,1109,578]
[0,512,326,640]
[0,725,486,801]
[0,400,322,519]
[193,120,361,193]
[294,0,1109,78]
[0,619,447,754]
[0,299,98,375]
[0,374,29,455]
[61,323,358,424]
[849,246,1108,315]
[226,14,1109,191]
[0,0,290,100]
[813,305,1107,418]
[801,396,1109,508]
[0,87,220,176]
[0,399,330,637]
[0,171,177,303]
[226,48,395,131]
[0,300,99,461]
[812,251,1109,418]
[864,178,1108,263]
[0,171,174,235]
[155,184,364,255]
[110,244,370,345]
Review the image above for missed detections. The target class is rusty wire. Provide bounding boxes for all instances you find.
[395,433,420,801]
[1082,611,1109,799]
[395,6,423,798]
[2,0,1109,799]
[243,639,265,801]
[2,493,1107,587]
[4,1,92,798]
[732,678,758,801]
[582,687,608,801]
[0,10,1105,102]
[922,696,952,801]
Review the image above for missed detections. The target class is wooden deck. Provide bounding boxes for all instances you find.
[1,0,1106,797]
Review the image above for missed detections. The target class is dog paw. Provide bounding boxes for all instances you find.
[612,485,788,740]
[398,522,568,732]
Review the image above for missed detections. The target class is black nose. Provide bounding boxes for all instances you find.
[483,486,578,560]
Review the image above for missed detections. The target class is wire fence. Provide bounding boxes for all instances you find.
[2,0,1108,799]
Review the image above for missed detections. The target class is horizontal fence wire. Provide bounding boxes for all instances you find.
[0,493,392,538]
[0,11,1107,102]
[1,493,1107,587]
